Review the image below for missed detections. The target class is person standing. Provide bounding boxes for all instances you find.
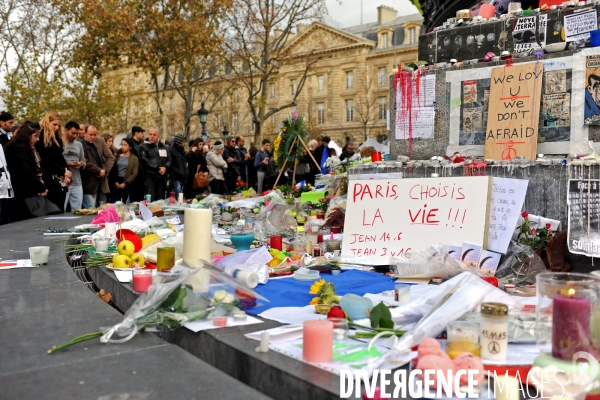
[0,116,13,224]
[170,134,188,199]
[247,146,258,191]
[109,138,138,203]
[313,136,331,173]
[0,112,15,148]
[185,138,207,199]
[235,135,250,184]
[63,121,86,211]
[223,136,241,193]
[37,112,71,212]
[340,143,355,161]
[138,127,171,201]
[79,126,115,206]
[80,126,107,209]
[254,139,270,195]
[6,122,46,222]
[130,126,145,201]
[102,133,116,155]
[78,123,87,140]
[206,141,228,195]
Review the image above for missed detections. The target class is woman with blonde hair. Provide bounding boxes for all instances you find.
[36,112,71,212]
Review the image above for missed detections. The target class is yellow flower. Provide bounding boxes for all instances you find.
[309,297,319,305]
[309,278,325,294]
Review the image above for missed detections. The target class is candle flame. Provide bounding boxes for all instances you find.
[568,288,575,296]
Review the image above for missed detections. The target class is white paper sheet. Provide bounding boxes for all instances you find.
[395,107,435,140]
[0,259,35,269]
[184,315,263,332]
[139,202,153,221]
[44,216,81,220]
[245,325,304,343]
[259,305,324,325]
[487,178,529,254]
[215,247,272,269]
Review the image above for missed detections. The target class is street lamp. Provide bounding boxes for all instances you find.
[197,102,209,139]
[222,123,229,139]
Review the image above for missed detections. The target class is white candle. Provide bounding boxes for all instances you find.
[480,302,508,361]
[232,270,259,288]
[178,193,184,204]
[183,209,212,293]
[105,222,117,238]
[260,331,269,352]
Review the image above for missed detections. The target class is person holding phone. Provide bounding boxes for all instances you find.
[254,139,270,195]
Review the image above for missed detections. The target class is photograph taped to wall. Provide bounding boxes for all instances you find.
[459,78,489,145]
[463,80,478,104]
[545,70,567,94]
[463,107,483,133]
[512,16,540,52]
[543,93,571,128]
[585,57,600,125]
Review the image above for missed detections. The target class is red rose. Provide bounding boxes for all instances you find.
[548,229,553,234]
[327,305,346,319]
[521,211,528,219]
[531,229,537,235]
[546,223,552,229]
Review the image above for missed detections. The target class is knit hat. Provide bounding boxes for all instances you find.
[213,141,224,150]
[174,134,186,147]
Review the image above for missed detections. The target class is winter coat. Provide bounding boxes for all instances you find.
[109,153,139,187]
[223,145,241,178]
[206,150,227,181]
[0,143,13,199]
[139,141,171,178]
[81,140,107,195]
[35,130,68,182]
[169,145,188,182]
[5,142,45,199]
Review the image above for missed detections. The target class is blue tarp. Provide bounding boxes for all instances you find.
[248,270,395,315]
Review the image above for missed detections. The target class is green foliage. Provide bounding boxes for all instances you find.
[411,0,423,14]
[274,112,309,169]
[369,302,393,329]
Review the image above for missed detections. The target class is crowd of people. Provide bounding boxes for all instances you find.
[0,111,357,223]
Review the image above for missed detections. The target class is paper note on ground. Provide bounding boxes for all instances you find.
[184,316,263,332]
[0,260,35,269]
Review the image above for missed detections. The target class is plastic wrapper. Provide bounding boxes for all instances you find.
[314,174,342,191]
[495,241,546,286]
[252,193,297,240]
[368,272,524,368]
[99,263,269,344]
[139,234,184,263]
[461,307,536,343]
[91,205,120,224]
[390,245,472,280]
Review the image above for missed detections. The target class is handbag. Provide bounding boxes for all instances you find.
[296,163,311,176]
[193,165,210,189]
[24,196,61,217]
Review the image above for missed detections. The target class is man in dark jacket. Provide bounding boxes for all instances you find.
[130,125,145,201]
[138,127,171,201]
[80,126,107,209]
[312,136,330,173]
[0,112,15,149]
[170,134,188,200]
[223,136,242,193]
[235,135,250,184]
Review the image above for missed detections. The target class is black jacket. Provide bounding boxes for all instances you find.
[35,130,67,180]
[169,145,188,182]
[5,143,46,199]
[0,133,9,149]
[139,141,171,178]
[223,145,241,178]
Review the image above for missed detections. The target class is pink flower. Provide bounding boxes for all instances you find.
[548,229,553,234]
[521,211,529,219]
[531,229,537,235]
[546,223,552,229]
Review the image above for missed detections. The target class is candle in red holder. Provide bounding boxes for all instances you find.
[481,276,498,287]
[317,233,323,244]
[371,151,382,162]
[330,227,342,234]
[303,320,333,362]
[132,269,152,293]
[552,288,591,360]
[270,235,283,251]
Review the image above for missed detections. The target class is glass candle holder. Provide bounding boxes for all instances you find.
[132,269,153,293]
[446,341,481,359]
[536,272,600,361]
[328,318,349,341]
[326,240,341,252]
[447,320,479,343]
[157,247,175,272]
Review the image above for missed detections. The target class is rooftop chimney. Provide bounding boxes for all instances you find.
[377,5,397,25]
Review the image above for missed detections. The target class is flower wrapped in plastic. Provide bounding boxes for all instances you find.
[48,262,268,353]
[252,192,297,240]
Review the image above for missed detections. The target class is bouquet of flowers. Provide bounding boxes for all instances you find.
[516,211,555,251]
[273,110,309,169]
[235,180,247,192]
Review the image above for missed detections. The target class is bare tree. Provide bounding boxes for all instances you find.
[221,0,327,144]
[353,65,380,142]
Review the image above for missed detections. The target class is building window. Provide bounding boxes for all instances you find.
[345,99,353,122]
[317,75,325,93]
[233,112,239,130]
[216,114,221,129]
[378,67,387,86]
[317,102,325,124]
[135,77,139,89]
[270,113,276,126]
[378,97,387,120]
[381,32,389,48]
[135,104,140,115]
[170,98,174,111]
[346,71,353,89]
[409,27,416,44]
[290,79,297,96]
[233,89,238,103]
[269,83,275,98]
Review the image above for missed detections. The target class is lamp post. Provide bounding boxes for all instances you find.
[197,102,209,140]
[222,123,229,139]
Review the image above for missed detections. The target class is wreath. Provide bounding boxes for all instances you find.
[274,110,309,169]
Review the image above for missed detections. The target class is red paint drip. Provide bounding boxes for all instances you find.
[415,68,422,108]
[394,65,414,159]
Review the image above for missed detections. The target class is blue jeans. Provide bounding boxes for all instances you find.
[173,181,184,199]
[64,185,83,211]
[82,193,96,209]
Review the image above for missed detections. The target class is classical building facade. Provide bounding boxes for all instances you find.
[108,6,422,145]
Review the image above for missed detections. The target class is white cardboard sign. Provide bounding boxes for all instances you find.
[342,176,491,265]
[487,177,529,254]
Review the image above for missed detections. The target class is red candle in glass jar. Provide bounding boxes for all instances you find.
[330,227,342,234]
[317,233,323,244]
[552,290,591,360]
[270,235,283,251]
[132,271,152,293]
[371,151,382,162]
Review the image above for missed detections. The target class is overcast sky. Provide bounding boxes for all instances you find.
[324,0,419,28]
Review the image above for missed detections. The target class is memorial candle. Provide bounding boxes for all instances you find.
[303,320,333,363]
[270,235,282,251]
[552,288,591,360]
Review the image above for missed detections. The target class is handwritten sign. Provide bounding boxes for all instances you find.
[487,177,529,253]
[341,176,491,265]
[484,63,543,161]
[395,107,435,139]
[564,10,598,42]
